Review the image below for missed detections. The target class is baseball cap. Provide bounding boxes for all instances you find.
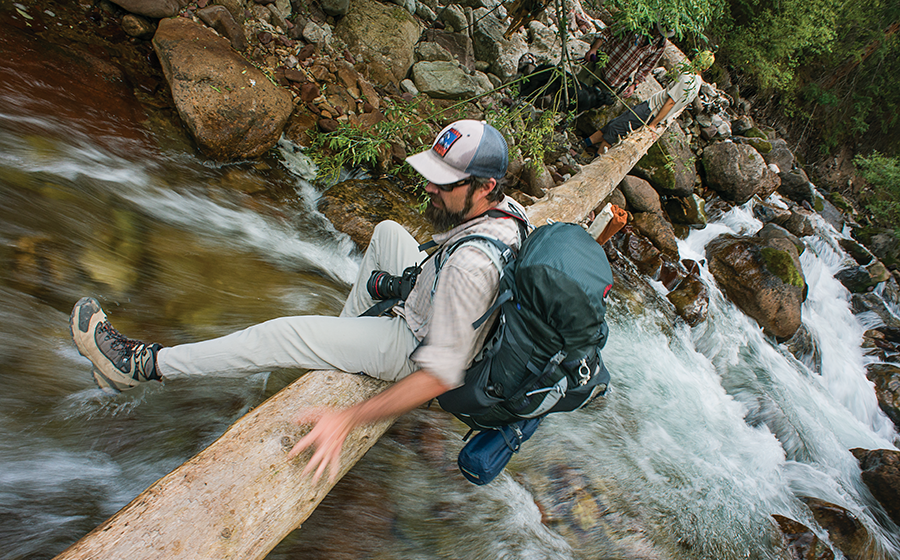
[406,120,508,184]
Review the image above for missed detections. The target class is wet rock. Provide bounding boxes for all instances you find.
[153,18,293,160]
[782,209,814,238]
[851,448,900,527]
[743,135,772,155]
[634,122,695,197]
[836,261,891,293]
[631,212,679,259]
[771,515,835,560]
[197,5,248,51]
[664,194,707,229]
[411,60,482,99]
[758,223,804,256]
[612,227,662,277]
[754,201,792,226]
[666,272,709,326]
[617,175,661,214]
[779,169,814,205]
[783,324,821,373]
[335,0,421,85]
[121,14,156,40]
[839,238,874,265]
[850,292,900,329]
[317,179,433,249]
[706,234,806,339]
[702,142,780,205]
[731,115,754,136]
[800,497,879,560]
[282,105,319,146]
[865,364,900,428]
[110,0,190,18]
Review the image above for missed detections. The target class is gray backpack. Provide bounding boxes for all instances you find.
[438,220,613,429]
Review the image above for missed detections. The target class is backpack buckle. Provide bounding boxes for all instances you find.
[577,358,592,386]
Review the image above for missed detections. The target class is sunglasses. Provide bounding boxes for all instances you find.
[434,178,471,192]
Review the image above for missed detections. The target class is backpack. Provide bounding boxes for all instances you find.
[437,220,613,430]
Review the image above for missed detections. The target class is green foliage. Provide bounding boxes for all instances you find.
[715,0,839,89]
[855,152,900,232]
[600,0,725,39]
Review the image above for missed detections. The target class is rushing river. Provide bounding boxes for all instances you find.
[2,43,900,560]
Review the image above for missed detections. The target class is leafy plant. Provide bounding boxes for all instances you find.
[855,152,900,232]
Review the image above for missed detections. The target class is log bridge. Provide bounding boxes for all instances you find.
[54,46,690,560]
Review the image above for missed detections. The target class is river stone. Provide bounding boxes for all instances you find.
[753,200,792,226]
[839,238,873,265]
[835,260,891,293]
[851,448,900,527]
[664,194,707,229]
[634,121,695,197]
[121,14,156,39]
[783,324,821,374]
[781,208,814,237]
[411,61,482,99]
[421,30,475,72]
[764,138,795,172]
[109,0,189,18]
[666,273,709,326]
[197,5,248,51]
[702,142,780,205]
[618,175,661,214]
[631,212,679,259]
[153,18,293,160]
[612,227,662,277]
[520,162,554,197]
[317,179,433,249]
[335,0,422,85]
[865,364,900,428]
[779,170,814,205]
[706,234,806,339]
[771,515,835,560]
[800,497,875,560]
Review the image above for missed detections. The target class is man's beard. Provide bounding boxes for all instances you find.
[424,184,476,232]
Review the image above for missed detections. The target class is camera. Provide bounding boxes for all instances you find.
[366,264,420,301]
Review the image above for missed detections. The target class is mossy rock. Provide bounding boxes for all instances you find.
[826,191,853,214]
[761,246,805,289]
[745,137,772,154]
[744,127,768,140]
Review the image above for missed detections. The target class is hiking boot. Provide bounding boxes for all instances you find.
[70,297,162,393]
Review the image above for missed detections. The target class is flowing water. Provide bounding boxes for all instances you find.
[2,43,900,560]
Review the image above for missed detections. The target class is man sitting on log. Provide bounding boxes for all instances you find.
[70,120,528,482]
[582,51,714,155]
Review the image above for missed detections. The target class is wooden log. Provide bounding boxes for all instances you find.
[55,50,696,560]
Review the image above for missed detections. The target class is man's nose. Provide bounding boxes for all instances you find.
[424,182,439,194]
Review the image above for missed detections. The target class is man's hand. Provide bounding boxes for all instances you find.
[584,48,598,64]
[288,407,354,483]
[621,83,636,98]
[286,369,450,484]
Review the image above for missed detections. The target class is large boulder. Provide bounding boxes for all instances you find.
[851,448,900,527]
[702,142,780,204]
[764,138,795,172]
[421,30,476,72]
[110,0,189,18]
[634,121,695,197]
[153,18,293,160]
[411,61,483,99]
[666,272,709,326]
[334,0,422,85]
[778,169,815,205]
[665,194,707,229]
[706,234,806,338]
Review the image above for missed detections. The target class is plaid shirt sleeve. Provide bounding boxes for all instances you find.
[632,37,666,85]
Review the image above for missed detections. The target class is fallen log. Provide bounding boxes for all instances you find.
[55,52,698,560]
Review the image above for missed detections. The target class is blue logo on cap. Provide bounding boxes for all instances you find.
[433,128,462,158]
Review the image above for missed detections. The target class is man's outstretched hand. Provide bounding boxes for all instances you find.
[288,408,354,483]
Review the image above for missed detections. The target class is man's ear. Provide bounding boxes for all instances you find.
[478,178,498,196]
